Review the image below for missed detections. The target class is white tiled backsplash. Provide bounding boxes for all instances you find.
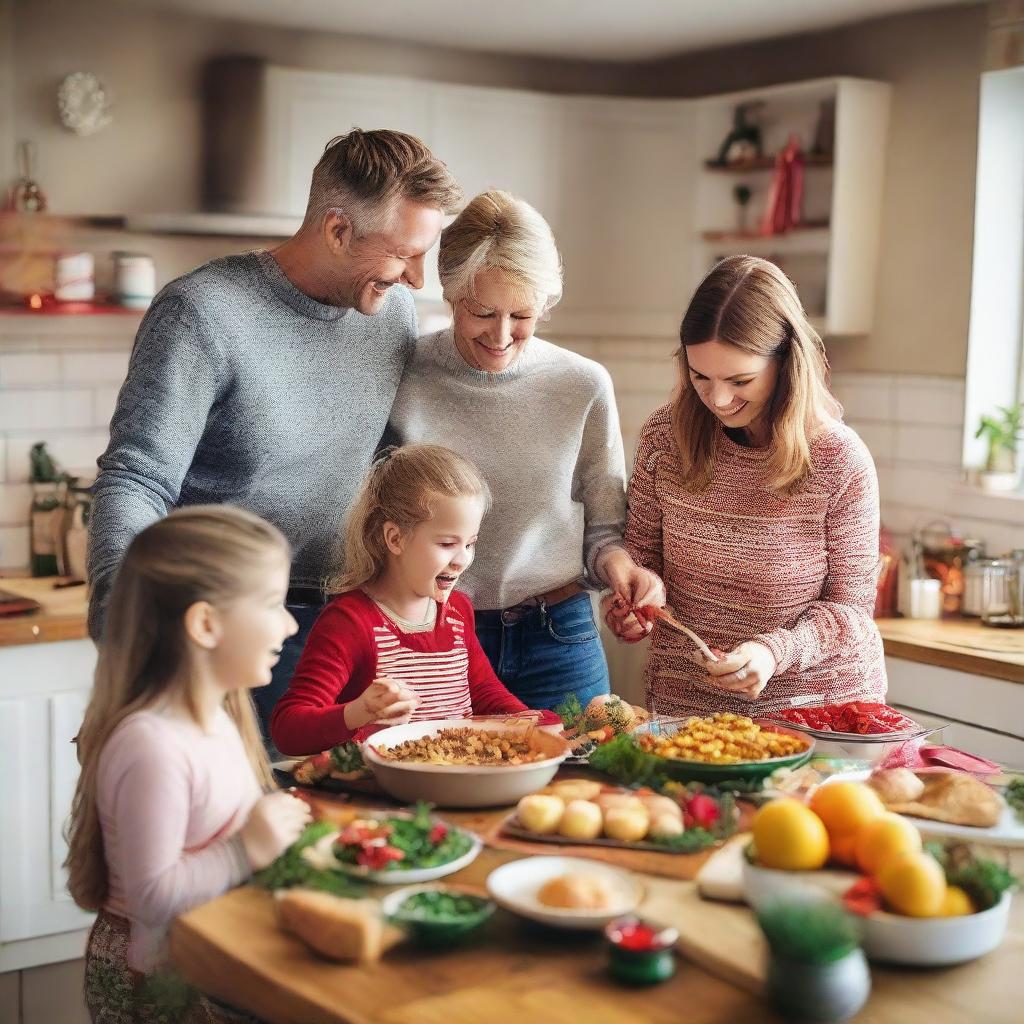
[1,316,1019,572]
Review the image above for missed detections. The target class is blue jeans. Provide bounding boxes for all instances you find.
[254,601,324,758]
[475,592,610,712]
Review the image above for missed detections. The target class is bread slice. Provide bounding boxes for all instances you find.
[276,889,402,963]
[885,772,1003,828]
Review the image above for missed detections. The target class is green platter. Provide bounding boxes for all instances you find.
[632,718,815,784]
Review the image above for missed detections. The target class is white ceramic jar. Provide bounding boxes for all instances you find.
[54,251,94,301]
[113,252,156,309]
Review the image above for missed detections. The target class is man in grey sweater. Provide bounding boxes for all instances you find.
[88,129,461,733]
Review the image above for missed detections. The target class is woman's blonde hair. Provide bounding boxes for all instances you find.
[326,444,490,595]
[673,255,841,494]
[66,505,289,911]
[437,190,563,314]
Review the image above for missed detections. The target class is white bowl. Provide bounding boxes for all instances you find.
[741,855,1013,966]
[486,855,644,930]
[361,718,570,808]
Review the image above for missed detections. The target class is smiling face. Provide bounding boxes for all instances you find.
[206,553,298,690]
[332,198,444,315]
[452,268,541,373]
[386,492,485,603]
[685,338,780,442]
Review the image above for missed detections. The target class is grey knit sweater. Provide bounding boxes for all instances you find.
[389,327,627,610]
[87,250,417,638]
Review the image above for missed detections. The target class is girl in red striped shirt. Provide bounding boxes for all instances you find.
[271,445,557,755]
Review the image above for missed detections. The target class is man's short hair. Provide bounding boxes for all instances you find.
[305,128,462,234]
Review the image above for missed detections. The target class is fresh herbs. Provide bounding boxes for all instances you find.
[253,821,365,897]
[1006,778,1024,825]
[757,897,861,965]
[393,889,491,923]
[927,842,1018,911]
[588,733,669,788]
[330,742,366,775]
[554,694,584,732]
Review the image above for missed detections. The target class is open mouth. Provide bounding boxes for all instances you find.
[372,280,395,294]
[477,340,514,355]
[435,573,459,590]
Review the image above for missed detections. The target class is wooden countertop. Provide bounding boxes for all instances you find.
[0,576,89,647]
[876,617,1024,685]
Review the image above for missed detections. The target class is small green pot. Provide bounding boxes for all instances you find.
[766,949,871,1022]
[605,917,678,986]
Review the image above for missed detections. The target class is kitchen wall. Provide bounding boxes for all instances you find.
[2,1,1014,574]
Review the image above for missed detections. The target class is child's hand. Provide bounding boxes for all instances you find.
[239,791,311,871]
[347,677,419,729]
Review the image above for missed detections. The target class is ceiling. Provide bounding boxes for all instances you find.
[134,0,983,62]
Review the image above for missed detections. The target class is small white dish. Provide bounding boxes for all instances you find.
[486,855,644,930]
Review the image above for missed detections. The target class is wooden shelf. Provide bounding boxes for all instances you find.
[703,153,834,172]
[700,220,830,243]
[0,210,299,238]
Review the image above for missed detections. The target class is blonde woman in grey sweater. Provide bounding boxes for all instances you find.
[389,191,664,710]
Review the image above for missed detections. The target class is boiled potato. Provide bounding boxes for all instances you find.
[596,792,646,815]
[516,794,565,835]
[603,805,650,843]
[648,812,685,840]
[549,779,603,802]
[638,794,683,821]
[558,799,603,840]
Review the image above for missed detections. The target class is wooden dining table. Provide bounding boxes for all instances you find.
[170,779,1024,1024]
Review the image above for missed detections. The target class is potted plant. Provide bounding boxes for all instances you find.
[975,404,1023,492]
[757,896,870,1022]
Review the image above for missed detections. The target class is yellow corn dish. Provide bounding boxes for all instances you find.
[636,713,809,764]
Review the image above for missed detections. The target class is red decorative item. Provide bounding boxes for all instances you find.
[760,134,805,235]
[843,876,883,917]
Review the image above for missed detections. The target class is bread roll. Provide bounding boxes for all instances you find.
[537,873,613,909]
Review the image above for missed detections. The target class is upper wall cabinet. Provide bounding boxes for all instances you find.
[204,60,890,336]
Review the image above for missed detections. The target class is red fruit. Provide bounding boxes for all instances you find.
[428,823,448,844]
[842,876,882,917]
[685,794,720,829]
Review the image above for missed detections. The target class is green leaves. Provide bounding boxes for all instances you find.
[253,820,364,897]
[926,841,1018,911]
[757,898,861,965]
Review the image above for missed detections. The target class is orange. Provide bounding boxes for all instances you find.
[877,851,947,917]
[809,782,885,840]
[752,799,830,871]
[939,886,974,917]
[829,832,860,868]
[855,812,921,875]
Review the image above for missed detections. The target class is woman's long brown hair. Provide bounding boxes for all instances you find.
[65,506,288,911]
[672,255,841,493]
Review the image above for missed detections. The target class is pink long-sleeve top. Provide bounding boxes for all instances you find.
[96,705,261,972]
[625,405,887,718]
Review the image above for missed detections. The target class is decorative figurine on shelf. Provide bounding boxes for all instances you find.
[812,98,837,158]
[10,141,47,213]
[712,102,764,166]
[760,134,805,236]
[57,72,113,137]
[733,183,753,234]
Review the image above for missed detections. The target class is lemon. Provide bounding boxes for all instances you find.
[810,782,886,840]
[877,851,946,917]
[855,812,921,875]
[752,799,829,871]
[939,886,974,917]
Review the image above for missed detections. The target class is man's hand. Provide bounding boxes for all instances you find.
[701,641,776,699]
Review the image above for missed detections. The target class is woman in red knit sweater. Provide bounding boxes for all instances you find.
[606,256,887,717]
[271,444,557,756]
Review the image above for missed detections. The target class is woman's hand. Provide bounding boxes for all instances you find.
[239,791,312,871]
[345,677,419,730]
[601,593,651,644]
[701,641,776,699]
[599,548,666,610]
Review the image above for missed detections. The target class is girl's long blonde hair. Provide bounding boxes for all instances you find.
[66,505,288,911]
[673,255,841,494]
[326,444,490,596]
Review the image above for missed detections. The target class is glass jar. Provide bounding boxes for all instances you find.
[605,917,678,985]
[980,558,1024,628]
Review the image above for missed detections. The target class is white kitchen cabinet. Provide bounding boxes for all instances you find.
[205,60,889,335]
[691,77,891,336]
[0,639,96,972]
[551,97,695,339]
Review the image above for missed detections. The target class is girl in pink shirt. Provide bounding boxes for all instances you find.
[271,444,558,756]
[66,506,311,1023]
[606,256,887,716]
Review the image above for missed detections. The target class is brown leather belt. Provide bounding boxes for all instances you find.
[506,580,586,613]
